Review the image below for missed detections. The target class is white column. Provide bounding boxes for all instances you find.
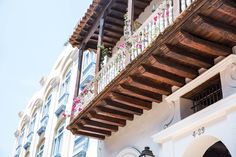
[43,83,60,157]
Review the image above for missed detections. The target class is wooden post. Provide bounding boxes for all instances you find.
[172,0,180,20]
[74,47,84,97]
[94,17,105,95]
[124,0,134,65]
[127,0,134,35]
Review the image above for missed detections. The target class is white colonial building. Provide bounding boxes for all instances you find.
[67,0,236,157]
[12,44,98,157]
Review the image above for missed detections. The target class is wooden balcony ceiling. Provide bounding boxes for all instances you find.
[69,0,152,49]
[67,0,236,139]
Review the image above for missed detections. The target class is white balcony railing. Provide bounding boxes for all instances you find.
[131,0,173,60]
[73,0,195,116]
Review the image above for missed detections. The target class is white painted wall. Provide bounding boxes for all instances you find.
[100,99,179,157]
[12,44,98,157]
[100,51,236,156]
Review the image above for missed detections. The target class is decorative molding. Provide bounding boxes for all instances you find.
[164,101,176,129]
[14,130,20,137]
[18,111,24,118]
[224,63,236,88]
[116,147,141,157]
[152,92,236,144]
[23,115,30,124]
[34,98,43,109]
[232,46,236,54]
[39,76,47,87]
[70,48,79,62]
[50,76,60,89]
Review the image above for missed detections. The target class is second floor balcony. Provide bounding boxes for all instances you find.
[23,131,34,150]
[55,93,69,117]
[67,0,236,139]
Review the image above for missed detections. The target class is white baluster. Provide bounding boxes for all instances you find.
[149,22,152,43]
[169,0,173,24]
[186,0,191,7]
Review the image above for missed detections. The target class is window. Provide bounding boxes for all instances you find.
[52,123,65,157]
[42,94,52,117]
[18,127,25,146]
[72,136,89,157]
[36,140,44,157]
[182,75,223,114]
[59,69,72,99]
[37,94,52,135]
[29,114,37,133]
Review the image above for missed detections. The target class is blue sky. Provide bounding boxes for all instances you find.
[0,0,92,156]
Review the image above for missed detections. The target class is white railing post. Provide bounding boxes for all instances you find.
[173,0,181,19]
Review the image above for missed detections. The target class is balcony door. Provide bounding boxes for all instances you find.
[203,141,231,157]
[182,136,232,157]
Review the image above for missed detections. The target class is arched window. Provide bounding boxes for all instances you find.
[37,93,52,135]
[58,67,71,103]
[24,113,37,149]
[15,126,26,156]
[59,67,72,97]
[52,122,65,156]
[72,136,89,157]
[36,140,45,157]
[42,94,52,117]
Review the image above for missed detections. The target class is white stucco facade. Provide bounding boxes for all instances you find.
[98,54,236,157]
[12,44,98,157]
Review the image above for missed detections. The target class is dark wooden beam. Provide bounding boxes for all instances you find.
[110,92,152,110]
[164,44,214,69]
[104,30,122,39]
[218,0,236,20]
[127,76,172,95]
[81,119,118,132]
[91,35,117,45]
[88,39,114,47]
[104,22,124,32]
[103,99,143,115]
[110,8,125,18]
[117,84,162,103]
[149,55,199,79]
[178,31,231,56]
[140,65,185,87]
[134,0,149,8]
[77,124,111,136]
[105,16,124,26]
[87,112,126,127]
[95,106,134,120]
[79,0,114,48]
[128,0,134,34]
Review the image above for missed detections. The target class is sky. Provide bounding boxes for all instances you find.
[0,0,92,156]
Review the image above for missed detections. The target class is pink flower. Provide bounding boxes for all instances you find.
[78,107,82,112]
[166,9,169,16]
[154,15,158,22]
[62,112,66,117]
[71,103,77,112]
[82,88,88,94]
[136,44,142,49]
[119,43,125,49]
[73,97,81,104]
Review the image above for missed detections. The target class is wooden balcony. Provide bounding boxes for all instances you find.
[67,0,236,139]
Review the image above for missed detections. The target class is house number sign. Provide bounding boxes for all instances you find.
[192,127,205,137]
